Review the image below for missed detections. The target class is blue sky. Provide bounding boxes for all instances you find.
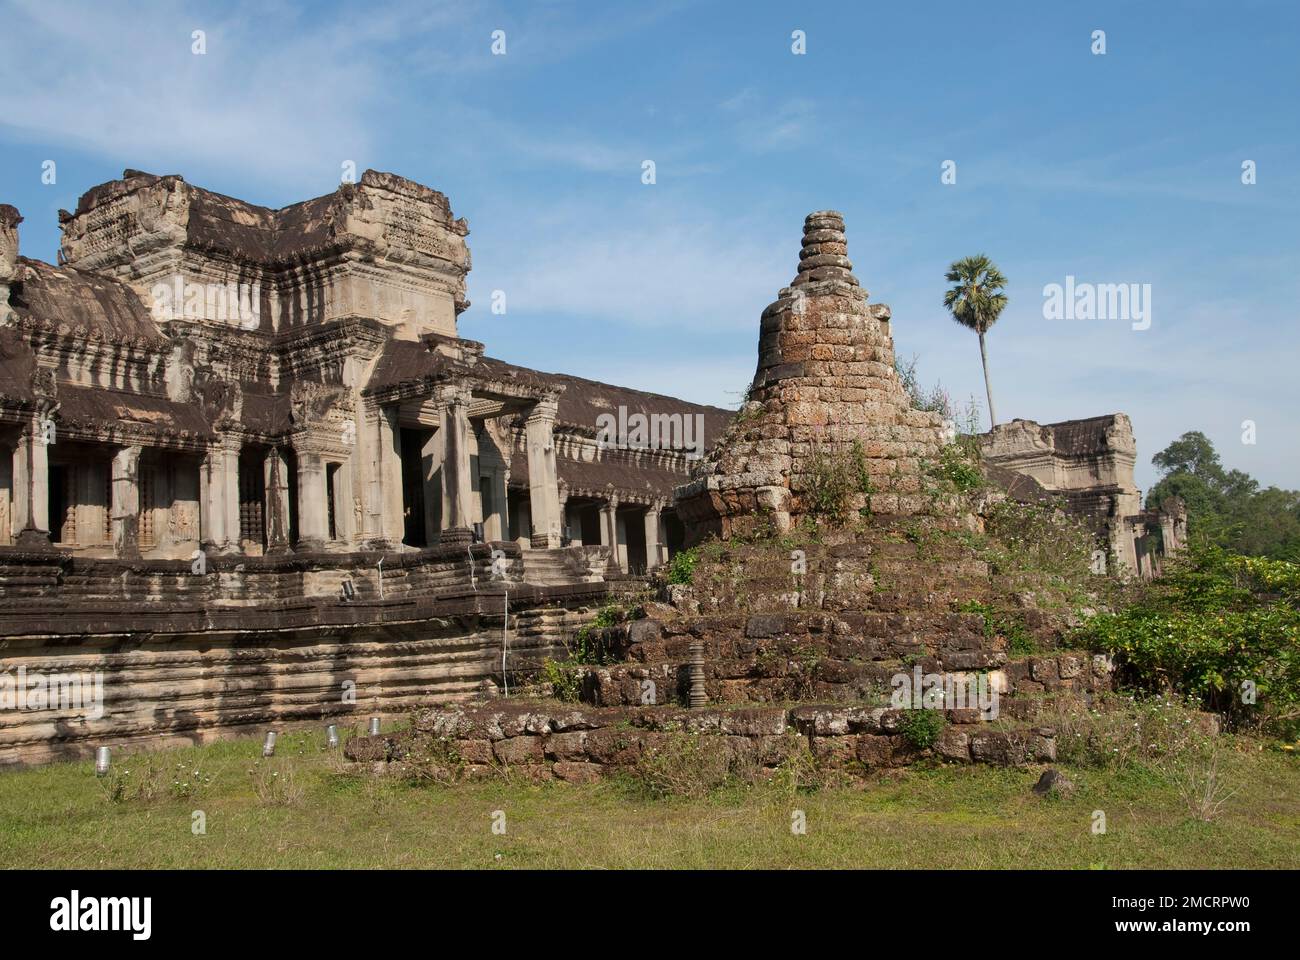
[2,0,1296,493]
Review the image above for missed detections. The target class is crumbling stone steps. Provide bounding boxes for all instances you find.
[579,633,1111,709]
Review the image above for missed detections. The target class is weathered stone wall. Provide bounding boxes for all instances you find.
[0,544,624,767]
[346,699,1060,783]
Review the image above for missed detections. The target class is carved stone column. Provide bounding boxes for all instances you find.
[13,416,51,546]
[363,404,404,549]
[438,387,473,546]
[295,448,329,551]
[599,495,622,571]
[558,482,570,543]
[202,442,237,553]
[110,445,142,558]
[525,396,561,549]
[643,501,663,571]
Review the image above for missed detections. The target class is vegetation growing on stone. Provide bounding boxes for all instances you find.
[897,708,947,751]
[803,437,873,527]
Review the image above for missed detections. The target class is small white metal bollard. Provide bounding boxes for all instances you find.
[262,731,277,757]
[326,724,339,749]
[369,717,381,736]
[95,746,111,777]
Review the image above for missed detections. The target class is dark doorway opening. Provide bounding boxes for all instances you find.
[400,428,431,547]
[47,464,67,543]
[624,508,647,575]
[664,511,685,558]
[238,450,266,547]
[326,463,340,540]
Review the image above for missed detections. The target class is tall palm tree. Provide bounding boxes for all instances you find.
[943,254,1008,428]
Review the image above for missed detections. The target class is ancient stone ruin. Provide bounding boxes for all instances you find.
[980,415,1186,577]
[0,170,725,765]
[676,211,950,542]
[0,174,1171,770]
[345,210,1135,784]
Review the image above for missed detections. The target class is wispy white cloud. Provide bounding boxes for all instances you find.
[464,194,790,331]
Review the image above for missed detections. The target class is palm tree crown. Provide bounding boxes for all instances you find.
[943,255,1008,334]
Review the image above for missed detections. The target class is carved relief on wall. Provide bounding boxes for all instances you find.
[290,381,348,427]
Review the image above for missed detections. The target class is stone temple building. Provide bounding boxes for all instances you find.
[0,170,728,573]
[0,171,1174,765]
[979,416,1186,577]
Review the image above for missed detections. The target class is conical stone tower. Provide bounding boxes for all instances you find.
[676,211,950,543]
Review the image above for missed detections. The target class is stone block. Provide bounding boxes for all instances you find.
[553,761,603,784]
[492,735,544,765]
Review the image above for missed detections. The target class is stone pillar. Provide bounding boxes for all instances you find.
[263,447,292,554]
[688,639,708,708]
[525,397,562,549]
[644,502,663,571]
[483,467,507,541]
[296,449,329,551]
[599,496,623,571]
[110,445,142,558]
[558,484,570,543]
[366,404,404,548]
[220,441,241,551]
[13,417,50,546]
[439,388,473,546]
[201,444,236,553]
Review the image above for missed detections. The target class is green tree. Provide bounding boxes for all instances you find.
[943,255,1008,428]
[1147,431,1300,560]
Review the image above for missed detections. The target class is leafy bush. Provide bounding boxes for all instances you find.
[570,606,620,661]
[929,442,984,493]
[664,548,699,585]
[1076,541,1300,736]
[978,497,1101,610]
[541,657,584,703]
[544,606,624,703]
[804,437,873,526]
[957,600,1039,656]
[897,709,947,750]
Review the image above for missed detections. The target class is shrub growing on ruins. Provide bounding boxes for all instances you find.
[1077,541,1300,737]
[541,657,584,703]
[898,708,947,751]
[664,547,699,585]
[804,437,873,527]
[979,497,1100,607]
[928,442,985,494]
[958,600,1039,656]
[397,736,465,785]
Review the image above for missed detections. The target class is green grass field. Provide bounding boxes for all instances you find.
[2,730,1297,869]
